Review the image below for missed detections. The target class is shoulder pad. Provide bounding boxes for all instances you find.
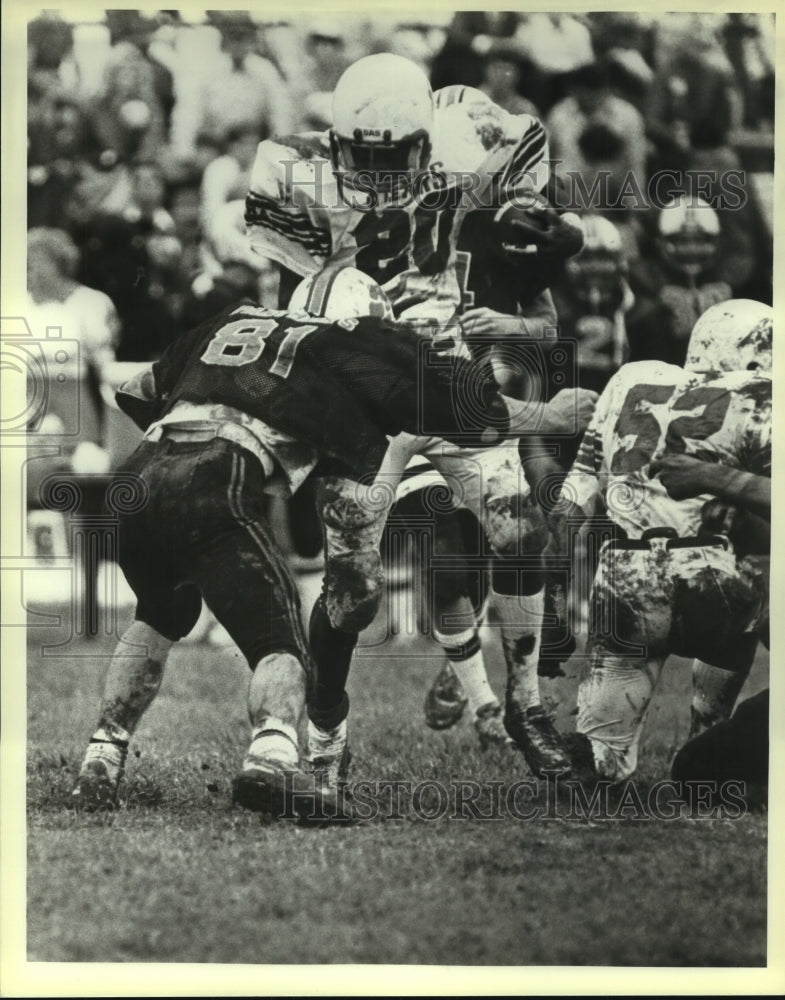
[249,134,332,205]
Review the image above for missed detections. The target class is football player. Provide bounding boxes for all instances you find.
[627,195,731,366]
[70,267,594,813]
[547,298,771,782]
[649,301,773,737]
[244,58,588,776]
[662,465,770,798]
[245,52,460,320]
[288,270,595,788]
[406,85,586,757]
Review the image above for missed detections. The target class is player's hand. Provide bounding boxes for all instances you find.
[546,387,598,435]
[700,498,738,537]
[460,307,525,340]
[494,201,585,260]
[649,453,718,500]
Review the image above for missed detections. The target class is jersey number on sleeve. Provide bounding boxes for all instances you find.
[201,318,317,378]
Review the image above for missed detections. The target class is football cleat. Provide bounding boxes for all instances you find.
[503,704,571,777]
[562,731,599,783]
[304,718,352,790]
[474,701,514,749]
[233,726,351,824]
[70,738,128,811]
[232,761,352,825]
[424,660,468,730]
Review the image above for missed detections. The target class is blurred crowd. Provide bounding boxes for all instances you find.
[27,9,774,375]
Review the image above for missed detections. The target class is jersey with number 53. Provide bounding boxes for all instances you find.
[115,303,509,480]
[562,360,771,538]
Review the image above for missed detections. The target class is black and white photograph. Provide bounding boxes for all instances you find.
[1,2,781,993]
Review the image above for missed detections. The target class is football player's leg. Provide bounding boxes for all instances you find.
[187,448,347,820]
[669,542,764,735]
[307,464,400,784]
[426,507,509,743]
[429,444,564,773]
[672,688,768,800]
[72,470,203,810]
[689,647,757,737]
[194,517,310,777]
[572,546,670,782]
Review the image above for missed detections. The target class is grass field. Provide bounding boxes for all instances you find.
[26,582,769,967]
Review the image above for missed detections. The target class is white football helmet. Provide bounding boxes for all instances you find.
[685,299,773,374]
[433,85,492,109]
[289,267,395,323]
[329,53,433,205]
[566,214,624,307]
[658,195,720,277]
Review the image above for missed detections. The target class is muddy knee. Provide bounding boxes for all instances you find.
[485,494,548,557]
[324,552,385,633]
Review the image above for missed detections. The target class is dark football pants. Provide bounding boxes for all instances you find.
[671,688,769,788]
[116,437,311,674]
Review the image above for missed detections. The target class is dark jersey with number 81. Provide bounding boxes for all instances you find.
[116,303,509,479]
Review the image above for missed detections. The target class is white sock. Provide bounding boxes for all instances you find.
[91,725,130,746]
[245,718,299,769]
[434,626,496,713]
[307,717,347,758]
[494,589,544,711]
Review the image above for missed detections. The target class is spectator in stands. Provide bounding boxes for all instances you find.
[478,44,540,117]
[686,118,760,299]
[547,58,648,212]
[169,12,291,164]
[200,125,260,254]
[26,227,119,379]
[84,40,168,165]
[430,11,521,90]
[69,161,181,362]
[28,89,86,229]
[304,23,348,91]
[649,14,743,155]
[166,179,204,288]
[104,10,176,130]
[513,13,595,112]
[27,13,78,99]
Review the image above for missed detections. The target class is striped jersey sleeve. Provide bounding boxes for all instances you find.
[498,114,550,195]
[245,136,334,275]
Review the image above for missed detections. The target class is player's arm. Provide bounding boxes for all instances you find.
[650,454,771,519]
[115,315,218,430]
[504,386,597,439]
[361,320,595,446]
[460,288,558,344]
[547,374,616,555]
